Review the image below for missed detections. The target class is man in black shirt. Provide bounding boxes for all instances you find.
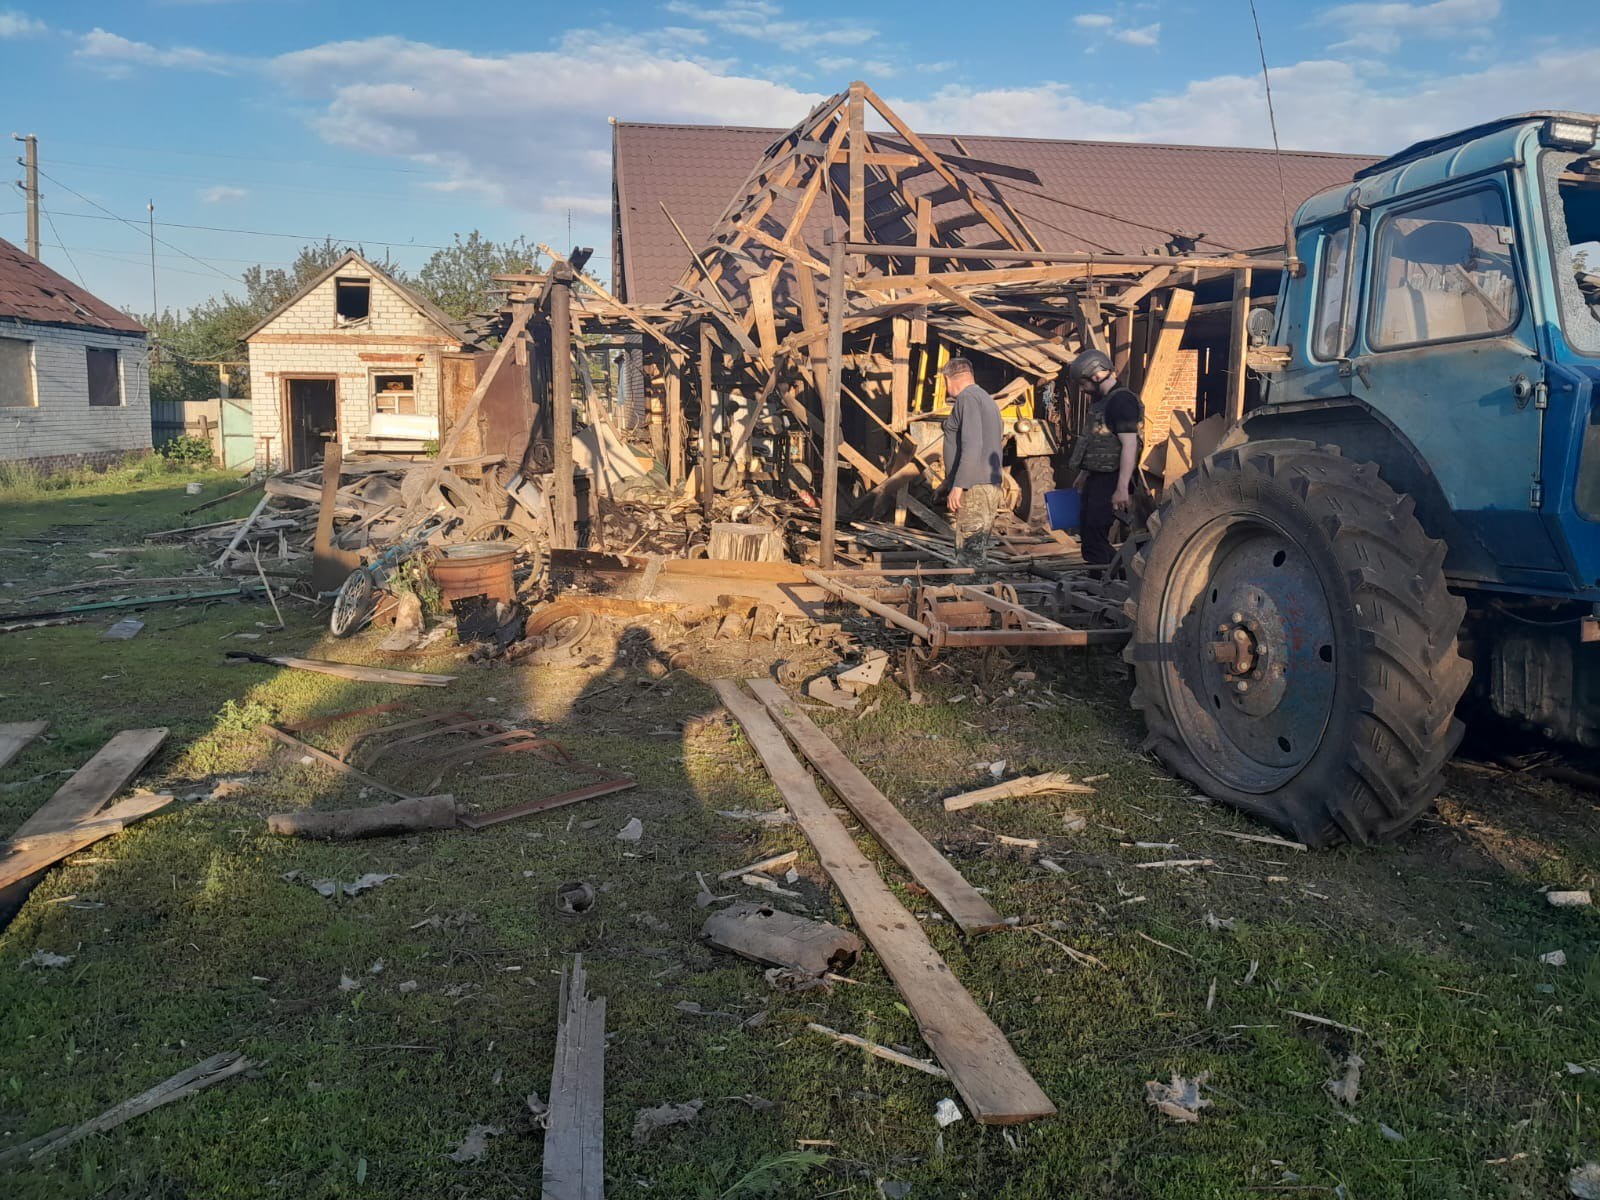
[1066,349,1142,565]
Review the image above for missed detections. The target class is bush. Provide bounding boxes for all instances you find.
[161,435,215,468]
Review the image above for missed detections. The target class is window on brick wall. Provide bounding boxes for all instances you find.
[0,336,36,407]
[336,278,371,325]
[87,347,122,407]
[373,372,416,415]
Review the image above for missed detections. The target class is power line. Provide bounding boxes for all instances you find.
[36,167,241,284]
[43,158,474,207]
[47,138,426,175]
[38,203,86,288]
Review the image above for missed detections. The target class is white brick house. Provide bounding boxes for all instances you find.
[244,252,465,472]
[0,237,152,471]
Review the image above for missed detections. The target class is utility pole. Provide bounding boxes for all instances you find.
[11,133,38,259]
[148,199,159,366]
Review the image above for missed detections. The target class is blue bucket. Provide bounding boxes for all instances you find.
[1045,488,1080,532]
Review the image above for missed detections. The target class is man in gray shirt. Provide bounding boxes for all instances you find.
[940,356,1004,565]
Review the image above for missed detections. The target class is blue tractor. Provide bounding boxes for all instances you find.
[1128,112,1600,847]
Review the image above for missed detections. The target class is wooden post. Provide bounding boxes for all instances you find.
[890,317,910,433]
[847,82,866,260]
[1111,311,1134,375]
[699,322,715,516]
[1225,268,1253,424]
[911,198,932,343]
[1138,288,1194,440]
[549,266,577,550]
[820,237,846,569]
[666,354,684,489]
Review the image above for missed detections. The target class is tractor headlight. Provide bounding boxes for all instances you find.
[1014,419,1034,434]
[1543,118,1598,150]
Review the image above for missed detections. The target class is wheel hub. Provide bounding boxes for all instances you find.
[1158,512,1338,793]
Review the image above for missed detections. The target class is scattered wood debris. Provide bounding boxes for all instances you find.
[747,679,1008,935]
[542,956,606,1198]
[1144,1072,1212,1123]
[226,651,455,687]
[4,1051,254,1164]
[702,902,861,975]
[716,680,1054,1124]
[1284,1009,1366,1036]
[1547,890,1592,908]
[717,851,799,882]
[807,1023,948,1079]
[1208,828,1307,851]
[942,771,1092,813]
[268,795,458,840]
[0,720,48,771]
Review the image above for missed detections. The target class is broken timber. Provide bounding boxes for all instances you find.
[1,729,169,900]
[225,651,455,687]
[542,955,606,1200]
[0,720,47,770]
[943,772,1094,813]
[713,679,1055,1124]
[746,678,1007,935]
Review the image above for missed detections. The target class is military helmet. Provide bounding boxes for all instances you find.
[1067,348,1115,388]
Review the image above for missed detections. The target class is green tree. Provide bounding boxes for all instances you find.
[415,231,541,321]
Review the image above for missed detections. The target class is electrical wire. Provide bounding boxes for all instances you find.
[36,167,242,284]
[1247,0,1295,264]
[37,203,86,288]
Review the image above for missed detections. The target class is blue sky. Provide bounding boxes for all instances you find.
[1,0,1594,312]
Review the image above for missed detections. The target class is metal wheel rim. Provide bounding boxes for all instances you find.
[330,570,375,637]
[1156,511,1338,793]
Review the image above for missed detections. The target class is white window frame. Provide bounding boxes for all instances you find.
[370,369,417,416]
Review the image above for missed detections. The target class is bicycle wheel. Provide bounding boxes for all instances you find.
[330,569,376,638]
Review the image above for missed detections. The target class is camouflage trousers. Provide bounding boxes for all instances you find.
[951,483,1003,566]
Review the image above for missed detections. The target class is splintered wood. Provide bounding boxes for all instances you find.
[943,771,1093,813]
[713,680,1054,1124]
[542,956,606,1200]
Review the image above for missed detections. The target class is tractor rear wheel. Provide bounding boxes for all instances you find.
[1010,455,1055,526]
[1127,439,1471,847]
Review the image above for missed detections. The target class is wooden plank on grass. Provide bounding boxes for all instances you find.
[225,651,454,687]
[746,678,1006,935]
[713,680,1055,1125]
[12,728,168,837]
[0,721,48,771]
[1,793,175,891]
[541,955,605,1200]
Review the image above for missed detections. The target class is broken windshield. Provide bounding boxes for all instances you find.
[1545,151,1600,354]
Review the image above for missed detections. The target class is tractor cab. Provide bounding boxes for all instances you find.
[1259,112,1600,600]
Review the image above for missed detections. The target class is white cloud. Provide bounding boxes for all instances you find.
[200,185,247,203]
[266,36,821,227]
[0,10,45,37]
[1073,13,1115,28]
[75,28,235,74]
[1111,22,1160,46]
[1325,0,1499,53]
[892,47,1597,154]
[662,0,874,49]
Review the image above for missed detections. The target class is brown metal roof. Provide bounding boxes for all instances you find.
[0,237,145,335]
[612,122,1379,306]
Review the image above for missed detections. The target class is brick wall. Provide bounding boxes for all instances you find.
[246,270,460,471]
[1144,348,1199,448]
[0,322,152,466]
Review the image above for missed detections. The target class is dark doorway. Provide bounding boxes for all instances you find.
[284,377,337,471]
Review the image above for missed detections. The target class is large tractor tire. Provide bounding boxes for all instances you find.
[1126,439,1471,847]
[1010,455,1056,526]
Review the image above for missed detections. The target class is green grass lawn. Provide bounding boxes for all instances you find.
[0,470,1596,1199]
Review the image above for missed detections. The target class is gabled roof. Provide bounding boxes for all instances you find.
[612,121,1379,305]
[242,250,462,342]
[0,237,144,335]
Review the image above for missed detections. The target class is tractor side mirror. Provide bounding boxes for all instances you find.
[1246,307,1275,347]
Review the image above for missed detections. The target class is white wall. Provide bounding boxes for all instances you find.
[0,322,152,465]
[246,268,459,471]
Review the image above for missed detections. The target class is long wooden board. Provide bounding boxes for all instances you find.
[713,681,1054,1124]
[1,794,174,891]
[541,955,605,1200]
[225,652,454,687]
[746,679,1006,935]
[12,729,168,837]
[0,721,48,771]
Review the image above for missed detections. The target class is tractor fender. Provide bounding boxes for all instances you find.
[1221,398,1499,582]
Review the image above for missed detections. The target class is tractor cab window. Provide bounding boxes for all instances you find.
[1370,187,1522,349]
[1312,224,1364,360]
[1545,151,1600,354]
